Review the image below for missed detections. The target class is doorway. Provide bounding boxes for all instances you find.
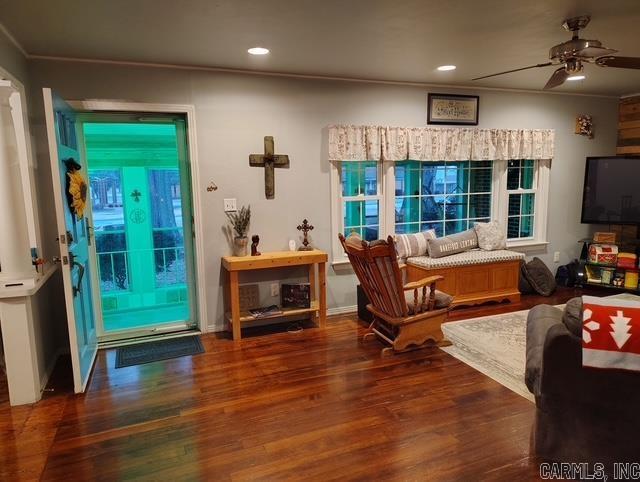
[80,114,198,341]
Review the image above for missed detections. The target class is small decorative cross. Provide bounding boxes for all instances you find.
[297,219,314,251]
[131,189,142,203]
[249,136,290,199]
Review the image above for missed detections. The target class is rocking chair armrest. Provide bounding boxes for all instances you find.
[403,275,444,291]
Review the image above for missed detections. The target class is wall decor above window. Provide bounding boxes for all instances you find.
[427,93,479,126]
[575,114,594,139]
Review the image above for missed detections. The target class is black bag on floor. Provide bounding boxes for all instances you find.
[555,259,580,287]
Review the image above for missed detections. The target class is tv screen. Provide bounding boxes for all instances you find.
[581,156,640,225]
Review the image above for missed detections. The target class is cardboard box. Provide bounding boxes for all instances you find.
[593,232,617,243]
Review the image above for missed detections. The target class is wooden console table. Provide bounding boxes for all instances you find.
[221,250,328,341]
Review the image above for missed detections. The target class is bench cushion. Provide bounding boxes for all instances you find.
[406,249,524,269]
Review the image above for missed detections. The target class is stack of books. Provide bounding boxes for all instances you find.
[248,305,282,318]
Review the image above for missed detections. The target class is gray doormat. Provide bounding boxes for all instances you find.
[115,335,204,368]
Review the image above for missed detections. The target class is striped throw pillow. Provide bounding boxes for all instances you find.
[394,230,436,260]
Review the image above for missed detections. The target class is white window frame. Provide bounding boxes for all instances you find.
[330,160,390,265]
[330,159,550,264]
[494,159,551,250]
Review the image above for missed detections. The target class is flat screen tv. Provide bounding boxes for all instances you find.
[581,156,640,225]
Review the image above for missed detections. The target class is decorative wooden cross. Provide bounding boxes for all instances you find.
[297,219,314,251]
[130,189,142,203]
[249,136,290,199]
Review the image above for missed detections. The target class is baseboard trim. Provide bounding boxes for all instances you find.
[327,305,357,316]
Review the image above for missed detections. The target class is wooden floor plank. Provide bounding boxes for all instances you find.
[0,288,591,480]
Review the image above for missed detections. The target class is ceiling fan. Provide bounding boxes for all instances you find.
[472,15,640,89]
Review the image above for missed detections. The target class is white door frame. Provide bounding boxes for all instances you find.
[69,100,208,334]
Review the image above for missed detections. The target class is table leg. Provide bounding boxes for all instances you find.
[318,262,327,328]
[229,271,241,341]
[308,263,317,323]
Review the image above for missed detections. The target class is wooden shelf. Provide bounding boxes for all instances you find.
[222,250,328,340]
[584,261,619,268]
[583,281,640,293]
[222,250,327,271]
[225,301,319,324]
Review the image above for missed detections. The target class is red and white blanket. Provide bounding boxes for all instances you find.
[582,295,640,371]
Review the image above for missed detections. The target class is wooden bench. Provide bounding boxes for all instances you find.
[405,249,524,307]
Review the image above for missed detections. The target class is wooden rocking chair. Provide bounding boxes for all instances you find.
[339,233,452,356]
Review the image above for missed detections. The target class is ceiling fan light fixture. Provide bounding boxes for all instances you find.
[437,65,456,71]
[248,47,270,55]
[473,14,640,90]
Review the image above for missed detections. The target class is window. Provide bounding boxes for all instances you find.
[394,160,492,236]
[506,160,536,240]
[148,169,186,288]
[339,161,382,241]
[89,169,129,292]
[330,159,549,263]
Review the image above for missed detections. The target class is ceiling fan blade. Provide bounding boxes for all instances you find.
[544,68,570,89]
[576,46,617,58]
[472,62,553,81]
[597,56,640,69]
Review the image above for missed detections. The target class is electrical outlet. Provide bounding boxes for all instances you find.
[553,251,560,263]
[223,198,237,212]
[270,283,279,297]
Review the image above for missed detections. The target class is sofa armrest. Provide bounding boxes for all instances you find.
[537,322,582,398]
[525,304,564,395]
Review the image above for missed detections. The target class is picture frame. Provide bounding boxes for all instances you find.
[281,283,311,309]
[427,93,479,125]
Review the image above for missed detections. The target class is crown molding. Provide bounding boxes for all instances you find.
[0,22,28,58]
[28,54,620,99]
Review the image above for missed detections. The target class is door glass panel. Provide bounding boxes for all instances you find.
[84,122,193,334]
[149,169,187,288]
[90,170,130,292]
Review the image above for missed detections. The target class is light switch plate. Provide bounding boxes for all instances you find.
[224,198,237,212]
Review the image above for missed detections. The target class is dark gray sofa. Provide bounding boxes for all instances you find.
[525,298,640,466]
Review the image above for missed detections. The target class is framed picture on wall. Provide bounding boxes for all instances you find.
[427,93,479,125]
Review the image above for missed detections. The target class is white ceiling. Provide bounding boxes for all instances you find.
[2,0,640,95]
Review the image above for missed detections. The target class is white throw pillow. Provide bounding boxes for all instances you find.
[394,229,436,260]
[474,221,507,250]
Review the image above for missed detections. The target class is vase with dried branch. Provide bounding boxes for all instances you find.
[226,205,251,256]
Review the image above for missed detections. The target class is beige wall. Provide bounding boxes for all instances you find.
[28,59,619,331]
[0,28,28,85]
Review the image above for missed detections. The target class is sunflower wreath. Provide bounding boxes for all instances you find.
[64,158,88,219]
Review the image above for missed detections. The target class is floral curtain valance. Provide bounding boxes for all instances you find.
[328,125,555,161]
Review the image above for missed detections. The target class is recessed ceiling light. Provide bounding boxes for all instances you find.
[248,47,269,55]
[567,74,586,81]
[437,65,457,71]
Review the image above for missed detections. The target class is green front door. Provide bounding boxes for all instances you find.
[83,120,195,335]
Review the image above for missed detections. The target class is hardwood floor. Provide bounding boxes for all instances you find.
[0,288,589,481]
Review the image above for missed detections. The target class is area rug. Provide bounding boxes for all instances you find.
[441,309,537,402]
[115,335,204,368]
[441,293,640,402]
